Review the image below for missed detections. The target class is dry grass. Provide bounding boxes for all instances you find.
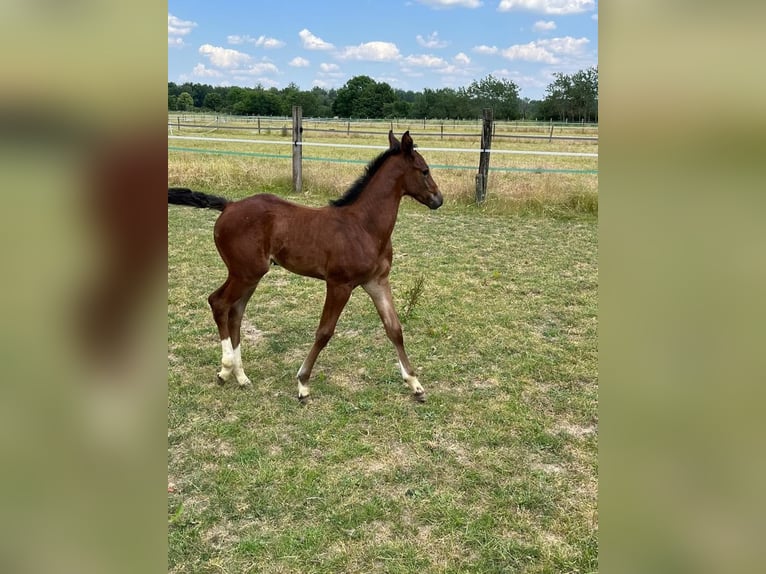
[168,115,597,217]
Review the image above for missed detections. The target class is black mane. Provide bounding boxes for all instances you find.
[329,144,400,207]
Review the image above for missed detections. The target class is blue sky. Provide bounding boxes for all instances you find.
[168,0,597,101]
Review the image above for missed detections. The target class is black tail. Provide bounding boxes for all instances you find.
[168,187,230,211]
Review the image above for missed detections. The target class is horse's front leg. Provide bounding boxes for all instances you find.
[362,277,425,401]
[296,282,353,401]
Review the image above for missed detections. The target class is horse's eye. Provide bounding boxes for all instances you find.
[422,169,429,177]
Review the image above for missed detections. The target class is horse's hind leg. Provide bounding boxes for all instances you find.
[208,275,261,387]
[227,285,257,386]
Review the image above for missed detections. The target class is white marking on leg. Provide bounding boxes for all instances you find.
[399,360,424,395]
[296,360,310,398]
[297,359,309,382]
[218,338,234,382]
[232,345,251,387]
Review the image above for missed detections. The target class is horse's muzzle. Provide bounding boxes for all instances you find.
[429,193,444,210]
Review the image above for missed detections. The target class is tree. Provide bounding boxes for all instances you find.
[176,92,194,111]
[203,92,223,112]
[384,99,411,118]
[225,86,247,114]
[541,67,598,122]
[240,87,282,116]
[331,76,395,118]
[570,67,598,122]
[358,81,396,118]
[310,86,333,117]
[466,75,520,120]
[411,88,469,119]
[332,76,376,117]
[279,83,301,116]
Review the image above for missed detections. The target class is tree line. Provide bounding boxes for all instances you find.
[168,67,597,123]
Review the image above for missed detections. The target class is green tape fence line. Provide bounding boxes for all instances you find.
[168,146,598,175]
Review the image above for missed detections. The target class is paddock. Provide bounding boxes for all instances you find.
[168,152,598,571]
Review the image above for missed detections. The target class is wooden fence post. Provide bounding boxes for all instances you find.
[475,108,493,204]
[292,105,302,194]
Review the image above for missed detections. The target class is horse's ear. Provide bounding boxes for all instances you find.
[388,130,400,150]
[401,131,414,155]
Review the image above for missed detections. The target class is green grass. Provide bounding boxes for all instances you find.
[168,184,597,573]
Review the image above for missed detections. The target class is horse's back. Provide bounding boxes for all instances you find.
[213,193,326,271]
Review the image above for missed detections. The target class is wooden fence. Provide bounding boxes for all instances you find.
[168,107,598,204]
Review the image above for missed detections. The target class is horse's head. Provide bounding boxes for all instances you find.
[389,130,443,210]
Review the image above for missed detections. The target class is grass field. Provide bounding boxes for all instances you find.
[168,125,598,573]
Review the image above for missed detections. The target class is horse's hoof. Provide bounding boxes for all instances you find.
[216,375,227,386]
[413,392,426,403]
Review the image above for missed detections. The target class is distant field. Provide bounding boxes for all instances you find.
[168,162,598,572]
[168,114,597,218]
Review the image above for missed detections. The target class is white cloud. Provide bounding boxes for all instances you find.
[416,31,448,49]
[318,62,344,78]
[192,64,222,78]
[501,36,589,64]
[235,76,280,88]
[289,57,310,67]
[227,35,250,45]
[299,29,334,50]
[403,54,446,68]
[533,20,557,32]
[416,0,483,8]
[454,52,471,65]
[228,35,285,49]
[199,44,251,68]
[337,41,401,61]
[502,42,558,63]
[541,35,590,54]
[498,0,595,15]
[473,44,499,55]
[237,62,280,75]
[491,68,549,94]
[437,64,472,76]
[168,13,197,47]
[255,36,285,49]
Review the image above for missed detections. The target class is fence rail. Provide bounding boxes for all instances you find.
[168,112,599,142]
[167,135,597,158]
[169,107,598,204]
[168,112,599,129]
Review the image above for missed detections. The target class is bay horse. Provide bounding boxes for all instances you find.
[169,131,443,401]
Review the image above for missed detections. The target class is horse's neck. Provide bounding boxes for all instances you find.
[348,169,404,241]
